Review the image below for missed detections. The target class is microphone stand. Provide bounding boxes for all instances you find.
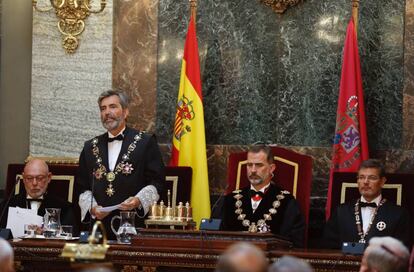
[89,172,96,232]
[0,176,21,238]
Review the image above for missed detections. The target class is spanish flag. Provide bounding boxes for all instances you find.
[170,15,211,227]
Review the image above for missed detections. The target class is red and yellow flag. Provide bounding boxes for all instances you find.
[170,15,211,226]
[325,18,369,219]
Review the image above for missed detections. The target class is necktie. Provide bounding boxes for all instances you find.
[250,190,265,201]
[359,202,377,208]
[27,199,42,209]
[108,134,124,142]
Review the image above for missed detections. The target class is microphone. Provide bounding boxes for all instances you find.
[200,186,228,231]
[210,185,228,219]
[79,170,96,243]
[0,175,21,238]
[89,170,96,232]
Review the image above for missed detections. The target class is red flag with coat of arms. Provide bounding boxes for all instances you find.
[325,18,369,220]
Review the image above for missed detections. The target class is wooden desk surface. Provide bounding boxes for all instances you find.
[11,231,361,272]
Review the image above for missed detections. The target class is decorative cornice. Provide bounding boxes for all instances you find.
[25,156,79,165]
[260,0,303,14]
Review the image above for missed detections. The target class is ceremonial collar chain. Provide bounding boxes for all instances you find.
[354,198,386,243]
[92,131,144,197]
[233,188,290,233]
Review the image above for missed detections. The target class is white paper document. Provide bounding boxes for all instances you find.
[6,207,43,238]
[96,204,121,213]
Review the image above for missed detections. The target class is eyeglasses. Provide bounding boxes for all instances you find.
[357,175,380,182]
[23,175,48,183]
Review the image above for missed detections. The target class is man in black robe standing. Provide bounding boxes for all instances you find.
[323,159,411,249]
[221,144,305,248]
[78,89,164,240]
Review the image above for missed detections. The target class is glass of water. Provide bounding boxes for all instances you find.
[60,225,73,239]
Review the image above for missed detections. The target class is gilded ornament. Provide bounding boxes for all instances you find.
[233,189,288,233]
[260,0,302,14]
[32,0,106,54]
[106,185,115,197]
[121,163,134,175]
[106,172,115,182]
[91,131,144,197]
[248,223,257,233]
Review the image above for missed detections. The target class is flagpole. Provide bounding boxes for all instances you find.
[190,0,197,21]
[352,0,359,34]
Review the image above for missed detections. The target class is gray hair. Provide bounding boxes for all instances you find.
[216,242,268,272]
[366,237,409,272]
[97,89,130,109]
[269,256,313,272]
[0,238,14,271]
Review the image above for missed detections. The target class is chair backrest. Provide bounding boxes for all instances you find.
[6,163,82,232]
[6,163,192,225]
[160,166,192,208]
[6,163,79,204]
[331,172,414,243]
[226,146,313,244]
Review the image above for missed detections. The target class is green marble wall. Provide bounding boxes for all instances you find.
[156,0,404,150]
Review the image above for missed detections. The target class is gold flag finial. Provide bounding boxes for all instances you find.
[189,0,197,20]
[352,0,360,35]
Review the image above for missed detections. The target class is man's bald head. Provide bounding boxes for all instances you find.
[22,158,51,199]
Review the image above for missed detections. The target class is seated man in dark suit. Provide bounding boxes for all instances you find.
[221,144,305,248]
[0,158,77,236]
[323,159,411,249]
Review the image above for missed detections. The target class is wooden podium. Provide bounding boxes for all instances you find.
[133,229,292,252]
[11,230,361,271]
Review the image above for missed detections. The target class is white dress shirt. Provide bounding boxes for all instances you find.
[26,195,43,213]
[360,194,382,233]
[250,183,270,213]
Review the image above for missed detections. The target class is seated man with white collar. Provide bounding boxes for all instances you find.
[0,159,76,236]
[323,159,411,249]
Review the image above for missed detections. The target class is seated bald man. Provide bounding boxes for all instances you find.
[0,159,77,236]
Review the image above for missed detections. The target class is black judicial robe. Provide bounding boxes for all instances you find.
[78,126,165,239]
[221,182,305,248]
[323,199,412,249]
[0,192,77,235]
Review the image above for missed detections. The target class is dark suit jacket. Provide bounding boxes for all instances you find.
[78,127,165,239]
[323,199,412,249]
[0,192,78,236]
[221,182,305,248]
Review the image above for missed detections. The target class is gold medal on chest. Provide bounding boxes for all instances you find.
[106,172,115,182]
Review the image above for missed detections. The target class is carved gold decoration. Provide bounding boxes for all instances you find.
[32,0,106,54]
[260,0,303,14]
